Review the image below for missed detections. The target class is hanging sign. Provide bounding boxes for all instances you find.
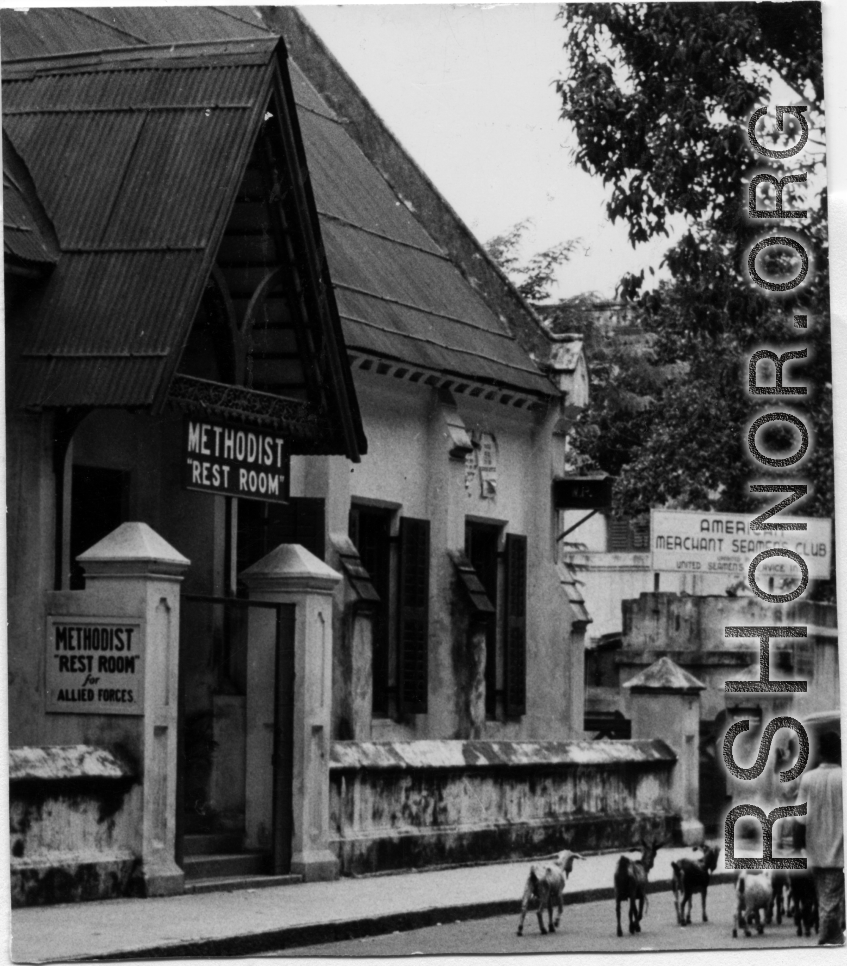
[182,417,290,504]
[46,617,144,715]
[553,475,614,510]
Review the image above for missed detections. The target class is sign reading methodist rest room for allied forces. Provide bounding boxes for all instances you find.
[183,417,290,504]
[45,618,144,715]
[650,508,832,580]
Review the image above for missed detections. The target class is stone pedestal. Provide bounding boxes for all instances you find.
[78,522,190,896]
[625,656,706,846]
[241,544,342,881]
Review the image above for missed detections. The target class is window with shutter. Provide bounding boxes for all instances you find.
[465,522,500,718]
[607,517,631,551]
[349,505,393,715]
[398,517,430,714]
[607,515,651,552]
[504,533,527,717]
[631,518,650,550]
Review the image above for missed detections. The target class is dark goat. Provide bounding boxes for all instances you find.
[615,838,663,937]
[671,844,720,926]
[789,870,819,938]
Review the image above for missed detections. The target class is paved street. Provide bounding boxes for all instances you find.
[276,883,821,956]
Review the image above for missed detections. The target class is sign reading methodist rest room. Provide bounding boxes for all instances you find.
[182,417,290,504]
[46,618,144,715]
[650,508,832,580]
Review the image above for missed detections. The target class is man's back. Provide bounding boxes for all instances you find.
[798,762,844,868]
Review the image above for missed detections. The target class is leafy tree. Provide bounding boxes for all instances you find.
[485,219,577,302]
[555,2,831,531]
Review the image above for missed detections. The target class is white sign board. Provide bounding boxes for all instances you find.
[650,509,831,580]
[46,617,144,715]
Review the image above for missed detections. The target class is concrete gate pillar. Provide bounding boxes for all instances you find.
[78,522,190,896]
[241,544,342,881]
[624,655,706,846]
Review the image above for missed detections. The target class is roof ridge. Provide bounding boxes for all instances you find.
[2,36,278,73]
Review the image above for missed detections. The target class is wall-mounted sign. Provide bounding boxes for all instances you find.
[46,617,144,715]
[464,432,498,498]
[183,417,289,504]
[478,432,497,499]
[650,508,832,579]
[464,446,478,491]
[553,475,614,510]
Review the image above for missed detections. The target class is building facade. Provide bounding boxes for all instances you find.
[4,7,589,904]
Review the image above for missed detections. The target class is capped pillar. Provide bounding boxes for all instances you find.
[624,656,706,846]
[241,544,342,881]
[78,522,190,896]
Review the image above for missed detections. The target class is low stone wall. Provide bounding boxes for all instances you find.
[328,739,678,875]
[10,745,142,907]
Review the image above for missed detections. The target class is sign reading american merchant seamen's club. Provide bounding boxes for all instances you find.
[46,618,144,715]
[183,417,290,504]
[651,508,831,580]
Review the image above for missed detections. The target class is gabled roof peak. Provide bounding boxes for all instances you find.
[623,656,706,693]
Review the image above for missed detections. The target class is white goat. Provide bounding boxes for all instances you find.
[516,849,584,936]
[732,869,774,938]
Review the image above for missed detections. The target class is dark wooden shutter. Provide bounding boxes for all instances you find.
[608,517,631,551]
[504,533,527,717]
[398,517,430,714]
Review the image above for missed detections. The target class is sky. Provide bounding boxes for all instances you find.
[300,4,676,301]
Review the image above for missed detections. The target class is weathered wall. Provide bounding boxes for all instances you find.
[328,740,678,875]
[10,747,142,907]
[608,593,839,725]
[302,370,583,743]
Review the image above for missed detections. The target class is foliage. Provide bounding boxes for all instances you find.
[555,2,831,535]
[486,219,578,302]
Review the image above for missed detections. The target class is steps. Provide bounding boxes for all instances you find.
[181,832,302,894]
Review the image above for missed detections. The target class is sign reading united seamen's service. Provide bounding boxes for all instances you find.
[183,417,289,504]
[46,618,144,715]
[650,508,832,580]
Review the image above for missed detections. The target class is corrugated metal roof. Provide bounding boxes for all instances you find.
[4,6,555,407]
[10,356,165,409]
[0,7,270,61]
[297,105,440,253]
[3,129,60,266]
[335,289,553,393]
[291,70,557,397]
[4,173,57,265]
[5,46,273,408]
[288,61,337,121]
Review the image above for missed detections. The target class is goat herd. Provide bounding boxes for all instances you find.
[516,841,819,942]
